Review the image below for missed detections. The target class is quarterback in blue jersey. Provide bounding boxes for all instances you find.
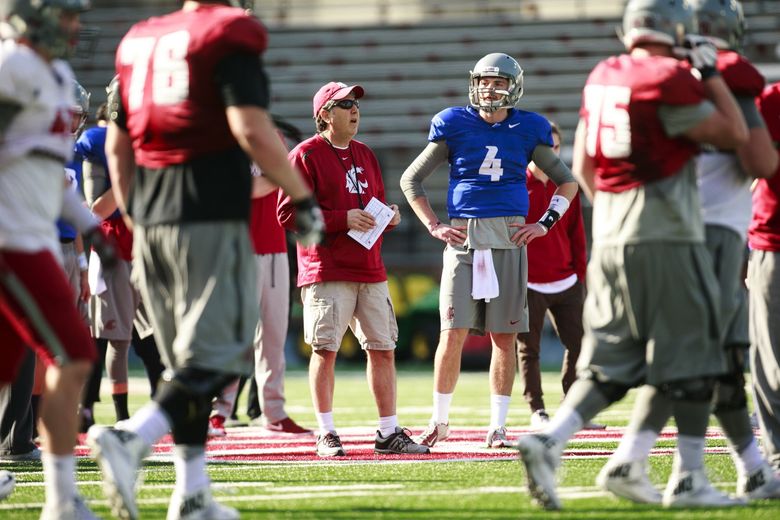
[401,53,579,449]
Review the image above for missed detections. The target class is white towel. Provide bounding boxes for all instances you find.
[87,250,107,296]
[472,249,499,302]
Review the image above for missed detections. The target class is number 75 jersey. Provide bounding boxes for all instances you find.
[115,5,267,168]
[429,106,553,219]
[580,54,705,193]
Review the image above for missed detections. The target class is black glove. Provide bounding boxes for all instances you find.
[293,196,324,246]
[84,226,119,270]
[684,35,719,80]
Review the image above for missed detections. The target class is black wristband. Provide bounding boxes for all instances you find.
[538,209,561,230]
[699,66,720,81]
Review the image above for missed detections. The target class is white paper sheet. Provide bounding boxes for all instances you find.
[347,197,394,249]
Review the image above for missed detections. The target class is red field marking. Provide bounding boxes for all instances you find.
[74,426,729,463]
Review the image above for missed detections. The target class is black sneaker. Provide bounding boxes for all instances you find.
[375,427,430,454]
[316,432,346,457]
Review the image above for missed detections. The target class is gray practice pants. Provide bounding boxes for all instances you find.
[748,249,780,470]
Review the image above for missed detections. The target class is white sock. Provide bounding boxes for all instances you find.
[611,429,659,463]
[734,438,764,475]
[173,445,210,496]
[432,392,453,424]
[316,411,335,435]
[489,394,511,430]
[677,434,705,472]
[121,402,171,447]
[42,452,76,506]
[543,405,583,446]
[378,415,399,437]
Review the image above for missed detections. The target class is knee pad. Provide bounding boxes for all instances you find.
[658,377,716,402]
[154,367,236,445]
[583,371,631,404]
[713,366,748,414]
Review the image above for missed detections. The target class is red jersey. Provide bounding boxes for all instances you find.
[278,135,389,287]
[749,83,780,252]
[525,171,587,283]
[250,190,286,255]
[580,54,704,193]
[115,5,267,168]
[717,51,765,97]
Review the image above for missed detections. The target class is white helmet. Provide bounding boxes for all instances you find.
[468,53,524,113]
[621,0,697,50]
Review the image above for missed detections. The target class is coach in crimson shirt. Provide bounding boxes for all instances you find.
[516,123,588,428]
[748,81,780,472]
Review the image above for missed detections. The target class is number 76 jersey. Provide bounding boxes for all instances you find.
[580,54,705,193]
[429,106,553,219]
[115,5,267,168]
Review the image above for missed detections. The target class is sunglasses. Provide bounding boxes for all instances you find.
[330,99,360,110]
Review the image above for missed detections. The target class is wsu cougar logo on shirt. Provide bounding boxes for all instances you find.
[345,166,368,194]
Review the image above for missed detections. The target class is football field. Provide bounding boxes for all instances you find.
[2,370,780,518]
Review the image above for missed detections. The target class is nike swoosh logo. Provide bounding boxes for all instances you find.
[508,123,520,128]
[510,319,521,325]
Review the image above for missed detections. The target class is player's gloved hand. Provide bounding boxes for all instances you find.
[84,226,119,270]
[683,35,719,80]
[293,196,324,246]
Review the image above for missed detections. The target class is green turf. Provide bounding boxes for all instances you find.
[2,370,779,519]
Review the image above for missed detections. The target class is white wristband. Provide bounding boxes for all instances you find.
[548,194,570,217]
[77,252,88,271]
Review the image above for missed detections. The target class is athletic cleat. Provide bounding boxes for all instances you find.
[0,470,14,501]
[40,494,99,520]
[485,427,512,448]
[583,421,607,430]
[265,417,313,435]
[415,421,450,447]
[596,459,662,504]
[167,487,239,520]
[663,468,746,508]
[0,447,41,462]
[530,410,550,429]
[516,433,562,510]
[316,432,346,457]
[87,425,149,520]
[207,415,226,438]
[738,462,780,500]
[375,427,430,454]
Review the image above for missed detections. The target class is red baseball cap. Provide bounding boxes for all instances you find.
[312,82,365,117]
[758,83,780,143]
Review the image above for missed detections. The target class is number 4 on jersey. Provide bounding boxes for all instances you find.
[479,146,503,182]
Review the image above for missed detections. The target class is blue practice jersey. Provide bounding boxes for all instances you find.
[57,154,83,240]
[429,106,553,219]
[75,125,120,220]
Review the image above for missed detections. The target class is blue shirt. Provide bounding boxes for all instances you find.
[75,125,121,220]
[57,155,83,240]
[428,106,553,219]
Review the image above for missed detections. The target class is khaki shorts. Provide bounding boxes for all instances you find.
[579,243,727,386]
[89,257,139,341]
[439,245,528,334]
[302,281,398,352]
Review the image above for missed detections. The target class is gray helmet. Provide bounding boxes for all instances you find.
[691,0,745,50]
[3,0,91,59]
[468,53,523,113]
[72,79,89,136]
[621,0,696,50]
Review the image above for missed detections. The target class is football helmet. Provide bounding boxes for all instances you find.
[468,53,523,113]
[72,79,89,137]
[691,0,745,50]
[621,0,697,50]
[3,0,91,59]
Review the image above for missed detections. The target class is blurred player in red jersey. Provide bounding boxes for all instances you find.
[86,2,322,519]
[751,81,780,479]
[690,0,780,500]
[0,1,117,518]
[516,0,749,510]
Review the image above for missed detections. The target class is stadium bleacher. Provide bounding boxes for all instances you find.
[72,0,780,269]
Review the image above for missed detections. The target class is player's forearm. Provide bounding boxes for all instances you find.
[572,121,596,202]
[106,122,135,215]
[408,195,441,232]
[702,77,749,149]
